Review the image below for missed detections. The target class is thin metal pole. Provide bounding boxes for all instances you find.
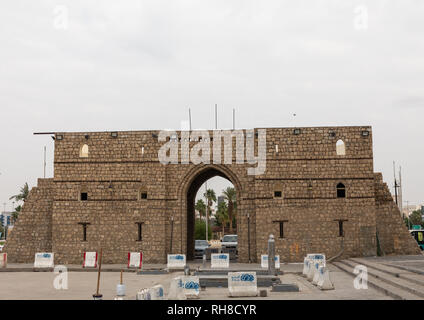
[232,108,235,130]
[205,181,208,241]
[215,104,217,130]
[393,161,398,206]
[43,146,46,178]
[247,213,251,263]
[189,108,192,131]
[170,216,174,254]
[95,248,103,297]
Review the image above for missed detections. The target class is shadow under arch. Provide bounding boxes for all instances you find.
[178,164,243,260]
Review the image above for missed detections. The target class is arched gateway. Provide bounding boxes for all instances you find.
[4,126,421,264]
[178,165,243,260]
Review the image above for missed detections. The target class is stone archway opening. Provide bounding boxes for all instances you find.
[186,167,237,260]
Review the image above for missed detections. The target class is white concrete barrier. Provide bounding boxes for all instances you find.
[317,266,334,290]
[83,252,97,268]
[211,253,230,269]
[0,253,6,268]
[307,262,322,282]
[128,252,142,269]
[168,277,187,300]
[149,284,165,300]
[306,253,326,267]
[228,272,257,297]
[261,254,280,269]
[167,254,186,270]
[181,276,200,299]
[136,288,152,300]
[34,252,54,268]
[302,257,310,276]
[312,263,321,285]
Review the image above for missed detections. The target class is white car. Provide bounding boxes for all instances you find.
[221,234,237,250]
[0,245,3,252]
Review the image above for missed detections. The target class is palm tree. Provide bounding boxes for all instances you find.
[216,201,229,236]
[9,183,29,202]
[222,187,236,234]
[204,188,216,239]
[195,199,206,221]
[11,205,21,224]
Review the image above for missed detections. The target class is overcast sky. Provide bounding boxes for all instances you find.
[0,0,423,211]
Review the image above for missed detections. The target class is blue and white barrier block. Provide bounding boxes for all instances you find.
[228,272,258,297]
[167,254,186,270]
[261,254,280,269]
[181,276,200,299]
[34,252,54,268]
[211,253,230,269]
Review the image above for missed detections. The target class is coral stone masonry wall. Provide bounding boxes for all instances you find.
[4,126,420,264]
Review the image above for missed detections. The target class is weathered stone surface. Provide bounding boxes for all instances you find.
[4,126,420,264]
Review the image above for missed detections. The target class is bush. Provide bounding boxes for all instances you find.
[195,220,212,240]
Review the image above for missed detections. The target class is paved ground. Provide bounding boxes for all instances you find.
[0,262,390,300]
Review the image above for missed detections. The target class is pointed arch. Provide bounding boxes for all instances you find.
[336,139,346,156]
[336,182,346,198]
[80,144,89,158]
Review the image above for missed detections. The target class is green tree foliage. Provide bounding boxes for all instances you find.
[195,199,206,220]
[203,189,216,239]
[409,210,423,227]
[222,187,236,233]
[9,183,29,202]
[12,205,22,224]
[215,201,229,235]
[9,183,29,223]
[194,220,211,240]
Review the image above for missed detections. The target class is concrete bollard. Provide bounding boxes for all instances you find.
[268,234,276,276]
[317,267,334,290]
[302,258,310,276]
[312,263,321,285]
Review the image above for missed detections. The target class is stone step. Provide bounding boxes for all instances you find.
[348,257,424,288]
[194,269,281,276]
[342,259,424,298]
[332,261,421,300]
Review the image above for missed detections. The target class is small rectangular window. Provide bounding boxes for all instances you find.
[80,192,88,201]
[136,222,143,241]
[274,191,282,198]
[140,192,147,199]
[279,222,284,238]
[78,222,90,241]
[335,220,347,237]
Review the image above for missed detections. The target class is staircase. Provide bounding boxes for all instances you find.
[332,258,424,300]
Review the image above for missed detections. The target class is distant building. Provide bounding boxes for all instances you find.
[401,205,421,217]
[0,211,13,227]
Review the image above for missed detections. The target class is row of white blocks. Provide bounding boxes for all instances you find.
[302,254,334,290]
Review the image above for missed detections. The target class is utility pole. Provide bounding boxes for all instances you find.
[215,104,217,130]
[399,166,403,215]
[205,181,208,242]
[43,146,46,178]
[393,161,399,206]
[189,108,192,131]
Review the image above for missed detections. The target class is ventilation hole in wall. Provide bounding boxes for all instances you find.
[80,192,88,201]
[274,191,282,198]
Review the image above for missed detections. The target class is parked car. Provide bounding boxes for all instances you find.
[221,234,237,250]
[194,240,210,258]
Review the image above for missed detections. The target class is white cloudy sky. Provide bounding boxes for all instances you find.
[0,0,423,211]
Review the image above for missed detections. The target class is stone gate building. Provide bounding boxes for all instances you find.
[5,126,420,264]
